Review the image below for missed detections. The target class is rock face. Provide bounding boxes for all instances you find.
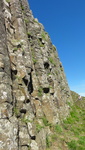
[0,0,72,149]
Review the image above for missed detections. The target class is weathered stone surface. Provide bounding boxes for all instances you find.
[0,0,73,149]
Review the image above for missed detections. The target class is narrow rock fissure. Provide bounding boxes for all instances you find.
[22,76,28,86]
[17,122,20,150]
[28,73,33,94]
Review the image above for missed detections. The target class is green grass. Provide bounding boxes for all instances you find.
[36,124,44,133]
[40,116,52,127]
[52,45,56,52]
[32,58,37,64]
[13,47,18,52]
[13,107,19,117]
[21,5,24,10]
[24,19,29,24]
[38,87,43,97]
[41,31,47,40]
[46,91,85,149]
[54,124,62,133]
[46,135,51,148]
[67,140,77,150]
[6,0,10,2]
[49,57,56,66]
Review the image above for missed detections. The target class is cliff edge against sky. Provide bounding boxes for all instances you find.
[0,0,72,149]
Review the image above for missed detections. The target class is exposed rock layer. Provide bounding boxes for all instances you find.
[0,0,72,149]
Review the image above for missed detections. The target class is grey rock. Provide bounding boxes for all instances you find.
[0,0,73,149]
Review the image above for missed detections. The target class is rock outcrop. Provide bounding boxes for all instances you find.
[0,0,72,149]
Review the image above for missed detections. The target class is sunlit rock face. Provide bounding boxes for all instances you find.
[0,0,72,149]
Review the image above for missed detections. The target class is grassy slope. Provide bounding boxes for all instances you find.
[46,91,85,150]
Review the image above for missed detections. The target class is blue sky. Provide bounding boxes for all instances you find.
[28,0,85,96]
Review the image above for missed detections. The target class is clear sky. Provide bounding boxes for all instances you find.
[28,0,85,96]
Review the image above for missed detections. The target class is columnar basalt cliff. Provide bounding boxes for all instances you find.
[0,0,72,149]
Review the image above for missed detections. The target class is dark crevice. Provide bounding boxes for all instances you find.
[25,99,30,103]
[39,37,42,42]
[0,117,9,120]
[39,38,45,45]
[22,74,33,94]
[50,93,54,95]
[35,97,39,100]
[0,67,4,72]
[44,62,49,69]
[31,135,36,140]
[20,109,27,114]
[5,101,13,105]
[43,88,49,93]
[60,64,62,68]
[17,44,21,48]
[11,69,17,80]
[17,122,20,150]
[18,83,23,86]
[22,76,28,86]
[28,73,33,94]
[21,144,30,148]
[22,51,25,56]
[27,34,33,39]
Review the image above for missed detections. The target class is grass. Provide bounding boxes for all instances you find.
[41,116,52,127]
[49,57,56,66]
[54,124,62,133]
[32,58,37,64]
[13,107,19,117]
[38,87,43,97]
[36,124,44,133]
[24,18,29,24]
[33,19,39,24]
[45,91,85,149]
[21,117,32,124]
[62,92,85,149]
[46,135,52,148]
[6,0,10,2]
[13,90,85,150]
[67,140,77,150]
[41,31,47,40]
[38,39,45,47]
[13,47,18,52]
[52,45,56,52]
[21,5,24,11]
